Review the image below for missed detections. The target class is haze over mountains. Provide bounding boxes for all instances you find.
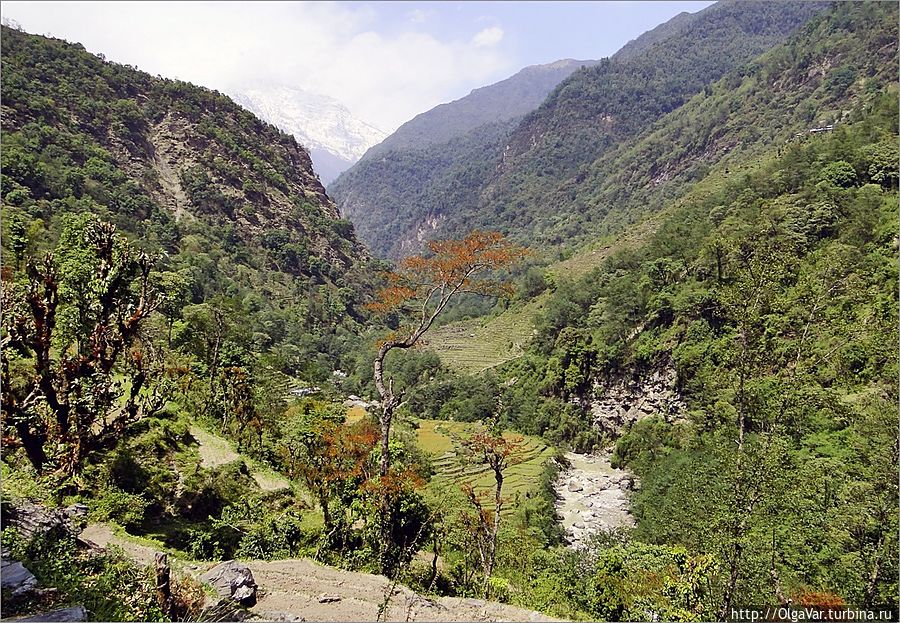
[231,86,387,185]
[330,1,830,258]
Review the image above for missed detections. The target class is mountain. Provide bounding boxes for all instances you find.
[362,59,598,160]
[0,24,374,380]
[232,86,387,185]
[331,1,830,258]
[329,58,599,256]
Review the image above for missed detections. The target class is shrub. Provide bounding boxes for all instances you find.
[90,488,149,531]
[1,528,166,621]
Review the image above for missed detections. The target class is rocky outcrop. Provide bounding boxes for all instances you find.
[554,453,636,549]
[1,501,88,541]
[590,364,685,434]
[202,560,258,606]
[14,606,88,622]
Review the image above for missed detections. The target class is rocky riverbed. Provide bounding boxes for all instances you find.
[554,452,636,548]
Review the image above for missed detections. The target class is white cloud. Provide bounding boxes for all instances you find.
[472,26,504,47]
[1,1,514,132]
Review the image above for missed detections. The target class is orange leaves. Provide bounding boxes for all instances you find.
[364,466,426,499]
[461,428,526,468]
[792,590,846,609]
[368,230,526,318]
[365,283,416,315]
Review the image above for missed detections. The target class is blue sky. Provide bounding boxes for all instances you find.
[2,1,713,131]
[354,2,714,65]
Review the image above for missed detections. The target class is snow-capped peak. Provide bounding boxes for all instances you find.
[230,85,387,182]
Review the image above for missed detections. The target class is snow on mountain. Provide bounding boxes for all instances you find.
[230,86,387,185]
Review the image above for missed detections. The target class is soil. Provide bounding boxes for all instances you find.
[78,523,561,622]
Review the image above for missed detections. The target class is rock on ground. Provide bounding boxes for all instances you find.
[13,605,87,622]
[2,501,87,540]
[1,558,38,596]
[202,560,258,606]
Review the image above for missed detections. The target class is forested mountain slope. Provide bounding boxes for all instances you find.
[331,0,828,258]
[361,59,598,160]
[330,59,599,257]
[396,5,898,610]
[0,24,377,400]
[479,0,898,246]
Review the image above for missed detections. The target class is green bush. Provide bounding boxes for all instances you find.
[90,488,149,531]
[1,528,166,621]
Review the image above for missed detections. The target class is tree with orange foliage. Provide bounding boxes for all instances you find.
[279,404,376,544]
[458,400,525,598]
[367,231,525,479]
[366,231,524,574]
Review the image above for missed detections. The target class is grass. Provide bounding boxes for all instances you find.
[346,405,368,424]
[425,297,545,374]
[189,424,291,491]
[424,214,664,375]
[413,419,555,516]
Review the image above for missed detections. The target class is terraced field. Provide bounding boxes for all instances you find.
[424,216,663,375]
[415,419,555,515]
[424,297,545,374]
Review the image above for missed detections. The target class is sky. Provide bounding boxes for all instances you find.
[2,1,714,132]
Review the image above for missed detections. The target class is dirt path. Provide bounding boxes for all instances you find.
[190,425,291,492]
[250,558,560,622]
[79,523,164,567]
[79,523,559,622]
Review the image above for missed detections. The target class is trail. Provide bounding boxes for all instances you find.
[78,523,560,622]
[190,425,291,492]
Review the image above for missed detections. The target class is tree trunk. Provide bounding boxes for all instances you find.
[379,408,392,478]
[482,467,504,599]
[155,552,172,618]
[13,419,48,475]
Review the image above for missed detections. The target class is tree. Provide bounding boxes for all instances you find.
[366,231,524,571]
[368,231,525,478]
[458,402,525,598]
[1,216,164,477]
[278,403,351,534]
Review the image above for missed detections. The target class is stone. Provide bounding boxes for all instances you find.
[201,560,257,606]
[16,606,87,622]
[318,593,342,603]
[573,522,586,529]
[254,612,305,622]
[1,558,38,596]
[3,501,86,541]
[567,481,583,492]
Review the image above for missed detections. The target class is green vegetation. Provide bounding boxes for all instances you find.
[331,1,829,258]
[426,296,544,373]
[529,90,899,610]
[1,528,205,621]
[1,2,898,621]
[415,419,553,512]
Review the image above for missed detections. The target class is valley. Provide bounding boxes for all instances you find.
[1,2,898,622]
